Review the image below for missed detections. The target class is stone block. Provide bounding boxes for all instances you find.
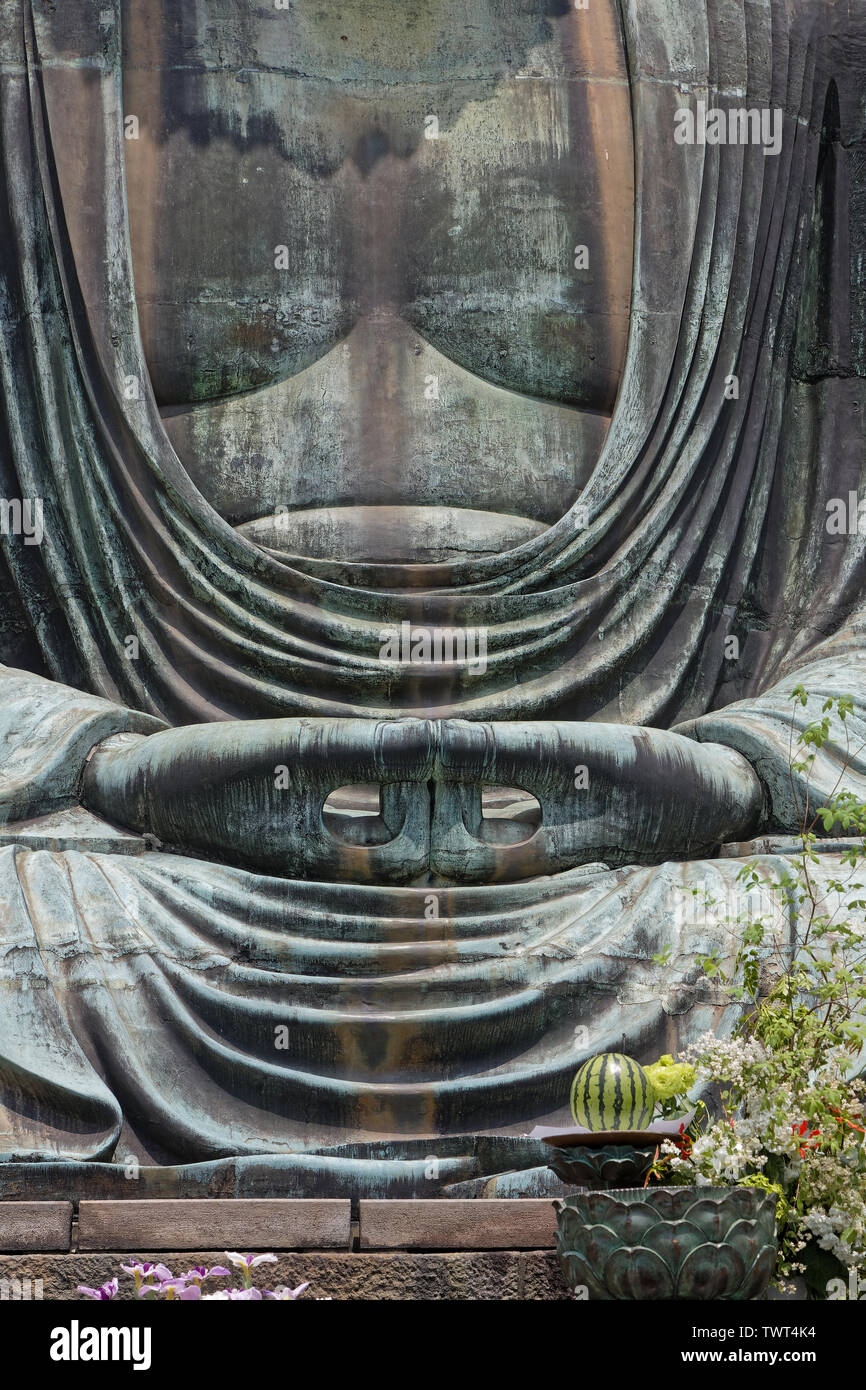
[358,1198,556,1250]
[0,1202,72,1253]
[77,1199,350,1251]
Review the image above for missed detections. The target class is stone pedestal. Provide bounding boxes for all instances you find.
[0,1196,566,1300]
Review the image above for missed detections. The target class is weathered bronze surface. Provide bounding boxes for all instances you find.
[555,1186,779,1300]
[0,0,864,1193]
[546,1143,657,1190]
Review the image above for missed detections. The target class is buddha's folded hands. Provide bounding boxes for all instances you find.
[81,716,764,882]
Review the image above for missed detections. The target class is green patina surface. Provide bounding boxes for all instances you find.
[0,0,864,1197]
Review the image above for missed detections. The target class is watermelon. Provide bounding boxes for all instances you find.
[570,1052,656,1131]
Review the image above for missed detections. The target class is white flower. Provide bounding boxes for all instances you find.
[224,1252,278,1271]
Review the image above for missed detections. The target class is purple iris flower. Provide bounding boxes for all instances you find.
[77,1278,118,1300]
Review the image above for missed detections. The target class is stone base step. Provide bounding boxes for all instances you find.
[0,1249,570,1301]
[0,1197,557,1255]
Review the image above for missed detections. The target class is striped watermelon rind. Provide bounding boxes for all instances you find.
[569,1053,656,1132]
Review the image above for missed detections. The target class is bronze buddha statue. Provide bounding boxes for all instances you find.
[0,0,864,1196]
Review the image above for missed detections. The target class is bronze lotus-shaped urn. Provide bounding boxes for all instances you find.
[555,1187,778,1301]
[546,1144,658,1190]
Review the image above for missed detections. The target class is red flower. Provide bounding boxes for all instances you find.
[828,1105,866,1135]
[793,1122,821,1158]
[674,1123,693,1155]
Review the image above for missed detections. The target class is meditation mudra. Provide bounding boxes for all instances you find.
[0,0,865,1195]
